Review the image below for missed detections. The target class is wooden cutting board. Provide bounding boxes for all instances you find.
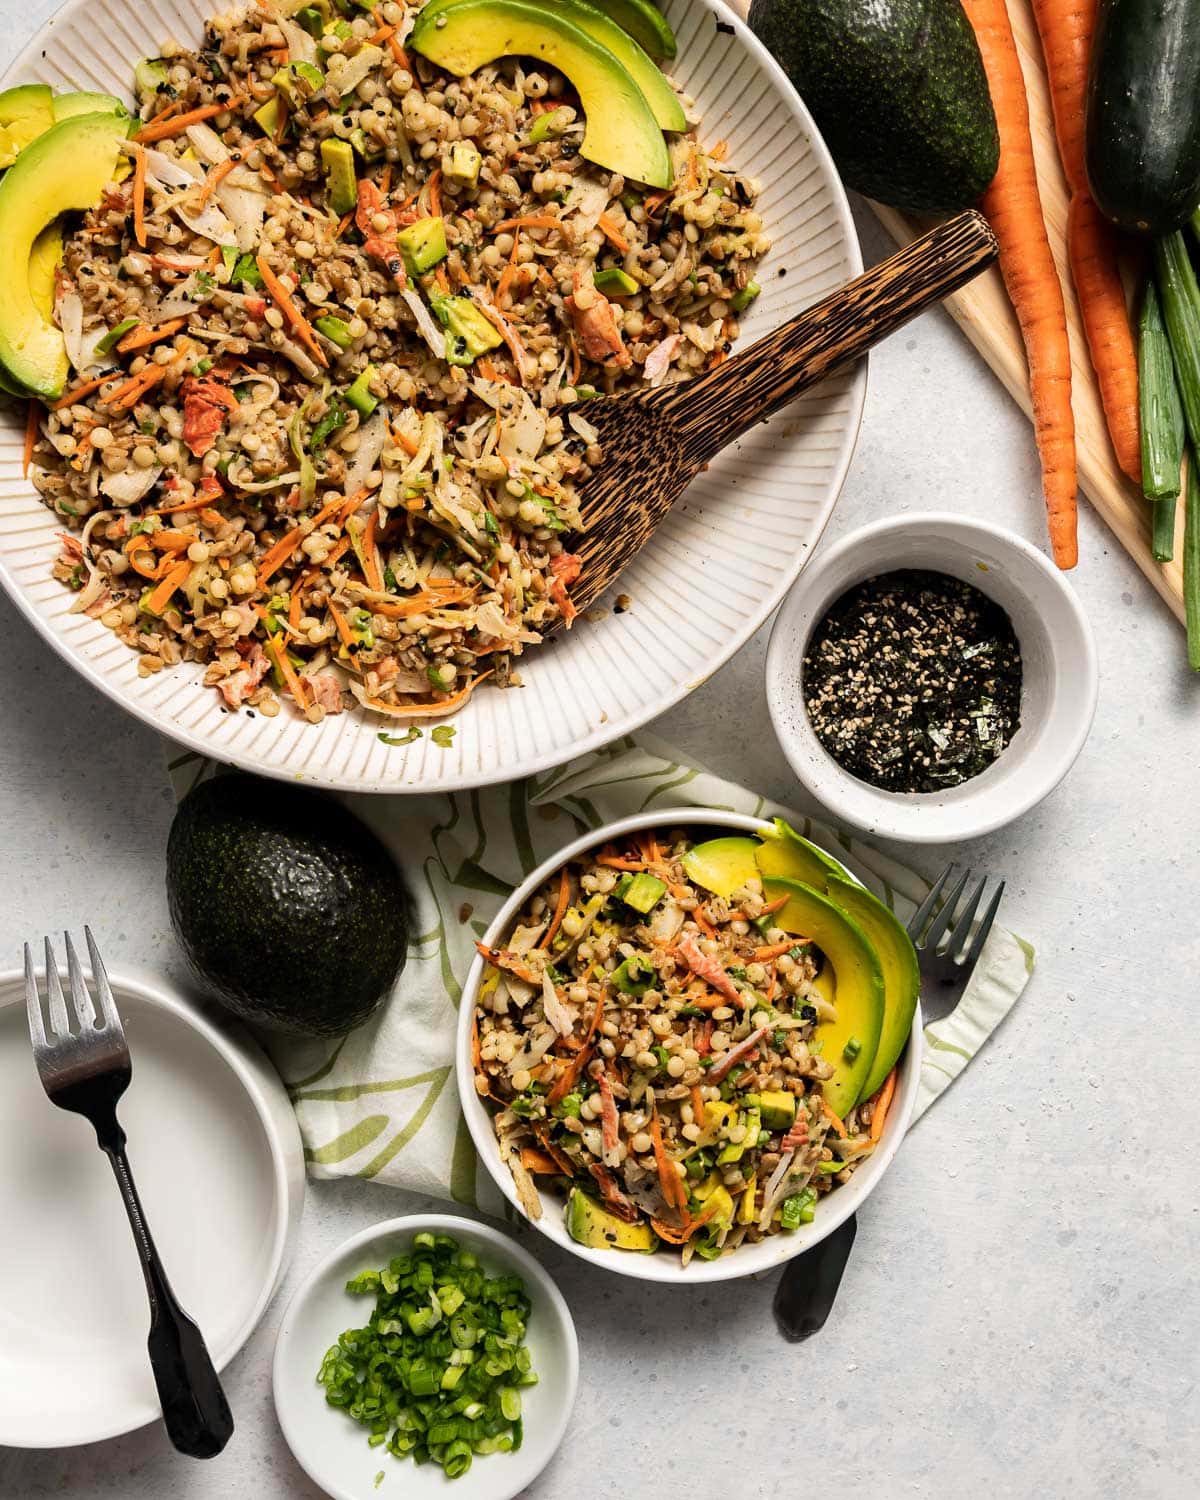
[727,0,1185,624]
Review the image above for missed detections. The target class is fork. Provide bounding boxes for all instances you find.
[773,867,1005,1343]
[24,929,234,1459]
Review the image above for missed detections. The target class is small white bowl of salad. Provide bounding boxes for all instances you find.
[456,809,922,1284]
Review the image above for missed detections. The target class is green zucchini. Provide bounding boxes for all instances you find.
[1086,0,1200,234]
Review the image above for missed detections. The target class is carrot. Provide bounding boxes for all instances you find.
[325,599,355,648]
[964,0,1077,568]
[255,493,344,588]
[496,229,521,306]
[593,853,646,871]
[265,636,310,713]
[196,156,237,208]
[546,991,603,1105]
[125,534,159,578]
[387,34,417,84]
[254,254,329,369]
[639,832,661,865]
[356,672,491,718]
[107,364,168,409]
[369,20,396,44]
[493,214,573,239]
[709,139,730,163]
[144,558,191,614]
[367,584,475,618]
[818,1097,848,1139]
[131,144,147,248]
[869,1068,898,1144]
[51,374,112,411]
[427,167,442,219]
[133,100,242,144]
[338,485,372,525]
[361,507,383,592]
[152,528,200,551]
[1067,191,1141,483]
[690,1084,706,1126]
[1029,0,1092,194]
[22,400,39,477]
[150,496,216,516]
[117,317,188,354]
[519,1147,560,1174]
[476,299,527,380]
[391,424,420,457]
[288,589,303,631]
[693,906,718,942]
[532,1128,576,1177]
[751,940,797,962]
[650,1107,686,1210]
[596,213,629,253]
[540,866,571,948]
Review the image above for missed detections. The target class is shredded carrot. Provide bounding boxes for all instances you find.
[150,496,211,516]
[751,940,798,962]
[108,364,168,409]
[117,317,188,354]
[869,1068,898,1144]
[196,156,237,208]
[650,1107,687,1210]
[387,33,416,82]
[131,144,147,248]
[493,214,572,239]
[361,507,383,593]
[496,228,521,306]
[288,589,303,631]
[254,254,329,369]
[22,401,39,477]
[546,991,602,1106]
[51,374,111,411]
[369,20,396,44]
[323,535,352,572]
[596,213,629,253]
[433,264,450,294]
[819,1097,849,1139]
[390,424,420,458]
[357,672,491,717]
[199,505,224,529]
[709,139,730,163]
[265,635,310,712]
[338,486,371,525]
[638,832,661,865]
[370,585,478,616]
[593,854,646,871]
[755,894,791,918]
[643,188,672,215]
[686,147,698,190]
[532,1128,576,1176]
[255,493,344,588]
[334,210,354,239]
[964,0,1077,568]
[152,528,200,552]
[693,906,718,942]
[427,167,442,219]
[144,559,192,614]
[125,534,159,578]
[540,866,571,948]
[476,300,526,380]
[519,1147,560,1174]
[134,100,243,144]
[327,599,356,648]
[690,1085,706,1126]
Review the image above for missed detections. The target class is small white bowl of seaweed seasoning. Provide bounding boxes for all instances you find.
[765,513,1098,843]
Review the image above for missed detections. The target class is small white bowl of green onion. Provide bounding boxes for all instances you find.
[272,1215,578,1500]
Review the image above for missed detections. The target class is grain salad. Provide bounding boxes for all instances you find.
[472,826,889,1266]
[30,0,768,723]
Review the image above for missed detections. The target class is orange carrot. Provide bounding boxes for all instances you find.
[196,156,237,208]
[819,1097,848,1139]
[144,558,192,614]
[357,671,491,718]
[690,1084,706,1126]
[255,493,343,588]
[493,214,572,240]
[326,599,356,648]
[750,940,797,962]
[869,1068,898,1143]
[519,1147,561,1174]
[288,588,303,631]
[546,991,602,1106]
[427,167,442,219]
[125,534,159,578]
[117,317,188,354]
[254,254,329,369]
[131,144,148,248]
[709,139,729,163]
[596,213,629,253]
[1067,191,1141,482]
[650,1107,686,1210]
[387,34,417,85]
[265,635,310,712]
[693,906,718,942]
[964,0,1077,568]
[22,400,39,477]
[593,853,646,871]
[51,374,111,411]
[107,364,168,409]
[133,101,242,144]
[369,20,396,45]
[1029,0,1092,194]
[540,865,571,948]
[361,507,384,593]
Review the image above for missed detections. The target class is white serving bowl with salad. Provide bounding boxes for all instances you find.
[456,809,922,1285]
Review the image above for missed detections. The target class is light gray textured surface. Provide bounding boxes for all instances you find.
[0,26,1197,1489]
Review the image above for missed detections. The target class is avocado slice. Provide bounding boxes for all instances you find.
[410,0,672,188]
[53,90,129,123]
[763,876,885,1117]
[0,224,60,398]
[417,0,684,131]
[754,817,847,888]
[565,1187,657,1251]
[681,836,759,899]
[0,84,55,164]
[588,0,676,60]
[824,875,919,1099]
[0,112,127,398]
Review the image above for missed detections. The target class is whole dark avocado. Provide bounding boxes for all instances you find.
[748,0,1000,213]
[167,773,408,1037]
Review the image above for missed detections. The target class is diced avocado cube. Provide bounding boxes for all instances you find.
[745,1090,796,1130]
[397,216,448,276]
[737,1175,757,1225]
[716,1107,760,1165]
[321,136,357,215]
[529,105,573,144]
[619,872,666,914]
[345,364,379,417]
[612,954,653,997]
[731,280,761,313]
[612,872,634,902]
[295,6,324,36]
[430,293,503,366]
[95,317,139,356]
[315,314,354,349]
[272,61,325,104]
[565,1187,657,1252]
[445,140,481,187]
[253,96,282,138]
[593,266,638,296]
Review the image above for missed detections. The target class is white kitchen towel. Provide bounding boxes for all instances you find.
[168,733,1034,1204]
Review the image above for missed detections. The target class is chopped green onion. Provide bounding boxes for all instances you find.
[95,316,139,355]
[554,1091,582,1118]
[315,314,355,349]
[842,1036,861,1062]
[431,725,455,747]
[379,728,422,746]
[1139,277,1186,517]
[1186,454,1200,670]
[731,280,761,313]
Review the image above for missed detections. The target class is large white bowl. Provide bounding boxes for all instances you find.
[0,964,305,1447]
[0,0,864,793]
[273,1213,578,1500]
[765,513,1100,843]
[455,808,921,1284]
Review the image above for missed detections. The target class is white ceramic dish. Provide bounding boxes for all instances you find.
[456,808,921,1285]
[0,965,304,1448]
[0,0,864,794]
[273,1213,578,1500]
[765,513,1099,844]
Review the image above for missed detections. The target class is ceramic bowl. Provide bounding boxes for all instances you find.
[455,808,921,1284]
[765,513,1099,843]
[273,1214,578,1500]
[0,965,305,1447]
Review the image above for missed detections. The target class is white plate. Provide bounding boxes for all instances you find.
[0,0,865,793]
[273,1214,578,1500]
[0,966,305,1448]
[456,808,922,1284]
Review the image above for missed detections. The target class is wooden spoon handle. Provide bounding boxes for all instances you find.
[653,209,999,466]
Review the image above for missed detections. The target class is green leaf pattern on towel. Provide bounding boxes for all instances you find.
[168,732,1035,1204]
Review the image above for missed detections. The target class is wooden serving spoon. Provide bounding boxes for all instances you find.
[561,209,999,617]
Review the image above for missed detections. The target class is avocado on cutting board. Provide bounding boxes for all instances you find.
[168,774,409,1037]
[747,0,1000,212]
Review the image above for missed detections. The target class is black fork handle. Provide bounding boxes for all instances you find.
[100,1123,234,1459]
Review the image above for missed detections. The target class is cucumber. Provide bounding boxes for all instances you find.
[1086,0,1200,234]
